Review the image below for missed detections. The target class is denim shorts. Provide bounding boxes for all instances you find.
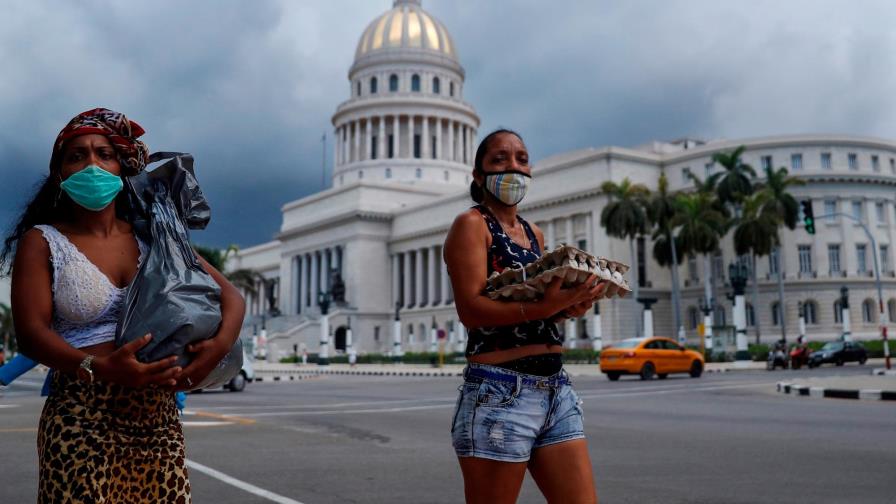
[450,363,585,462]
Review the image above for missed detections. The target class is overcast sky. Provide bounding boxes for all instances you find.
[2,0,894,249]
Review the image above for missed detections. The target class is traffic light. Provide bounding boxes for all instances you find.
[801,199,815,235]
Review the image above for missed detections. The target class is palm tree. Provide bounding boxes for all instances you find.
[648,173,685,340]
[673,178,728,343]
[712,146,757,207]
[756,165,804,341]
[600,178,651,337]
[732,191,781,344]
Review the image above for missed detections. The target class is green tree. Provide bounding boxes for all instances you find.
[648,173,685,339]
[600,178,651,337]
[712,146,757,206]
[673,174,727,337]
[755,165,804,340]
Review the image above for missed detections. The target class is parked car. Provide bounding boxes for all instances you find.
[192,353,255,393]
[808,341,867,368]
[599,337,705,381]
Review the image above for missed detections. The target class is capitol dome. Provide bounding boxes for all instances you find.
[354,0,457,63]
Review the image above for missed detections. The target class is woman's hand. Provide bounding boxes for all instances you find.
[93,334,182,388]
[542,275,608,314]
[174,336,231,391]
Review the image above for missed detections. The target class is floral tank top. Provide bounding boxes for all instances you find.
[464,205,562,356]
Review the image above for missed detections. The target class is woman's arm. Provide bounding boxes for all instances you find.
[11,229,180,386]
[444,211,601,329]
[175,252,246,389]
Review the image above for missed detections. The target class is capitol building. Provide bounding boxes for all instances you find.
[229,0,896,357]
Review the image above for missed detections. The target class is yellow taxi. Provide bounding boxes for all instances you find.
[599,337,705,381]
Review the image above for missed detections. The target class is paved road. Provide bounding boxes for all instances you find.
[1,365,893,503]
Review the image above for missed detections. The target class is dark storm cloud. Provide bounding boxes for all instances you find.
[2,0,894,248]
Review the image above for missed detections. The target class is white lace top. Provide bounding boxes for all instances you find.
[34,225,146,349]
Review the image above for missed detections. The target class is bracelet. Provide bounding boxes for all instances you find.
[519,302,529,323]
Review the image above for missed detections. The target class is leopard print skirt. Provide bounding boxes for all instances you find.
[37,371,191,503]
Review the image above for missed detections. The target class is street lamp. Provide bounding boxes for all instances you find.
[317,290,332,366]
[698,296,714,353]
[728,261,750,361]
[392,301,403,362]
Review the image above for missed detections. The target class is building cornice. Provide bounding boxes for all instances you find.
[277,209,393,241]
[332,95,479,126]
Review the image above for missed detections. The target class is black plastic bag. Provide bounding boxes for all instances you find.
[116,152,242,390]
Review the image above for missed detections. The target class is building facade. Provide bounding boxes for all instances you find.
[229,0,896,358]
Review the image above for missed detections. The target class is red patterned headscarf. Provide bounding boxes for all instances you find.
[52,107,149,175]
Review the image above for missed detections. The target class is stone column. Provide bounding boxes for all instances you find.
[365,118,372,161]
[440,248,450,305]
[565,217,574,247]
[299,254,308,313]
[391,116,398,159]
[415,248,424,308]
[322,248,331,293]
[586,212,594,253]
[392,254,400,309]
[448,120,455,162]
[468,126,474,164]
[435,118,442,160]
[310,251,320,310]
[422,116,430,159]
[334,127,340,167]
[352,121,359,163]
[403,251,412,308]
[547,220,556,250]
[428,245,437,307]
[378,116,386,160]
[407,115,414,158]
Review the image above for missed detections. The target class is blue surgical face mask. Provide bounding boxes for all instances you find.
[59,165,123,211]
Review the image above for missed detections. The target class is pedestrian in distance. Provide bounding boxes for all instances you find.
[1,108,246,503]
[444,129,616,504]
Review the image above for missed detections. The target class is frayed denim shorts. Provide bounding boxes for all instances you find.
[450,363,585,462]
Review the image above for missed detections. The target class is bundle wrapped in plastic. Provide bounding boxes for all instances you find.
[485,245,632,301]
[116,152,242,390]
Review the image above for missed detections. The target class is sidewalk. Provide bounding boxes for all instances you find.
[252,358,777,381]
[777,371,896,401]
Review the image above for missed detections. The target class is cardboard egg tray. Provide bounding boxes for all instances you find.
[486,245,632,301]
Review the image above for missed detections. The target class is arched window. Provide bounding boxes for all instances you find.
[862,299,876,323]
[746,303,755,327]
[385,167,392,179]
[356,81,361,96]
[389,74,398,92]
[432,76,440,94]
[771,302,781,326]
[411,74,421,92]
[449,81,455,97]
[804,301,818,325]
[370,76,378,94]
[688,306,699,330]
[834,300,843,324]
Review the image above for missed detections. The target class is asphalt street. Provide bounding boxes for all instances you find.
[1,364,893,504]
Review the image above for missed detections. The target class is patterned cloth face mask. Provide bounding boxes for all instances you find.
[484,171,531,206]
[60,165,124,211]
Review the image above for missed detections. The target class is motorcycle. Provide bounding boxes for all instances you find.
[766,345,789,370]
[790,345,810,369]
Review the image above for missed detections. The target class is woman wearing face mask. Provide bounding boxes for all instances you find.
[0,108,245,503]
[445,129,617,504]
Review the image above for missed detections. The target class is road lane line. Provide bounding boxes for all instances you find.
[0,404,21,409]
[0,427,37,433]
[242,403,455,417]
[576,381,771,399]
[186,459,305,504]
[184,409,256,425]
[197,398,448,411]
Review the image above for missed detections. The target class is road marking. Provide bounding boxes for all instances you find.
[184,409,256,425]
[0,404,21,409]
[242,403,455,417]
[198,398,450,411]
[0,427,37,433]
[186,459,304,504]
[182,421,235,427]
[576,381,771,399]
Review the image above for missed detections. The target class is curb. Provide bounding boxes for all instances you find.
[776,382,896,401]
[872,368,896,376]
